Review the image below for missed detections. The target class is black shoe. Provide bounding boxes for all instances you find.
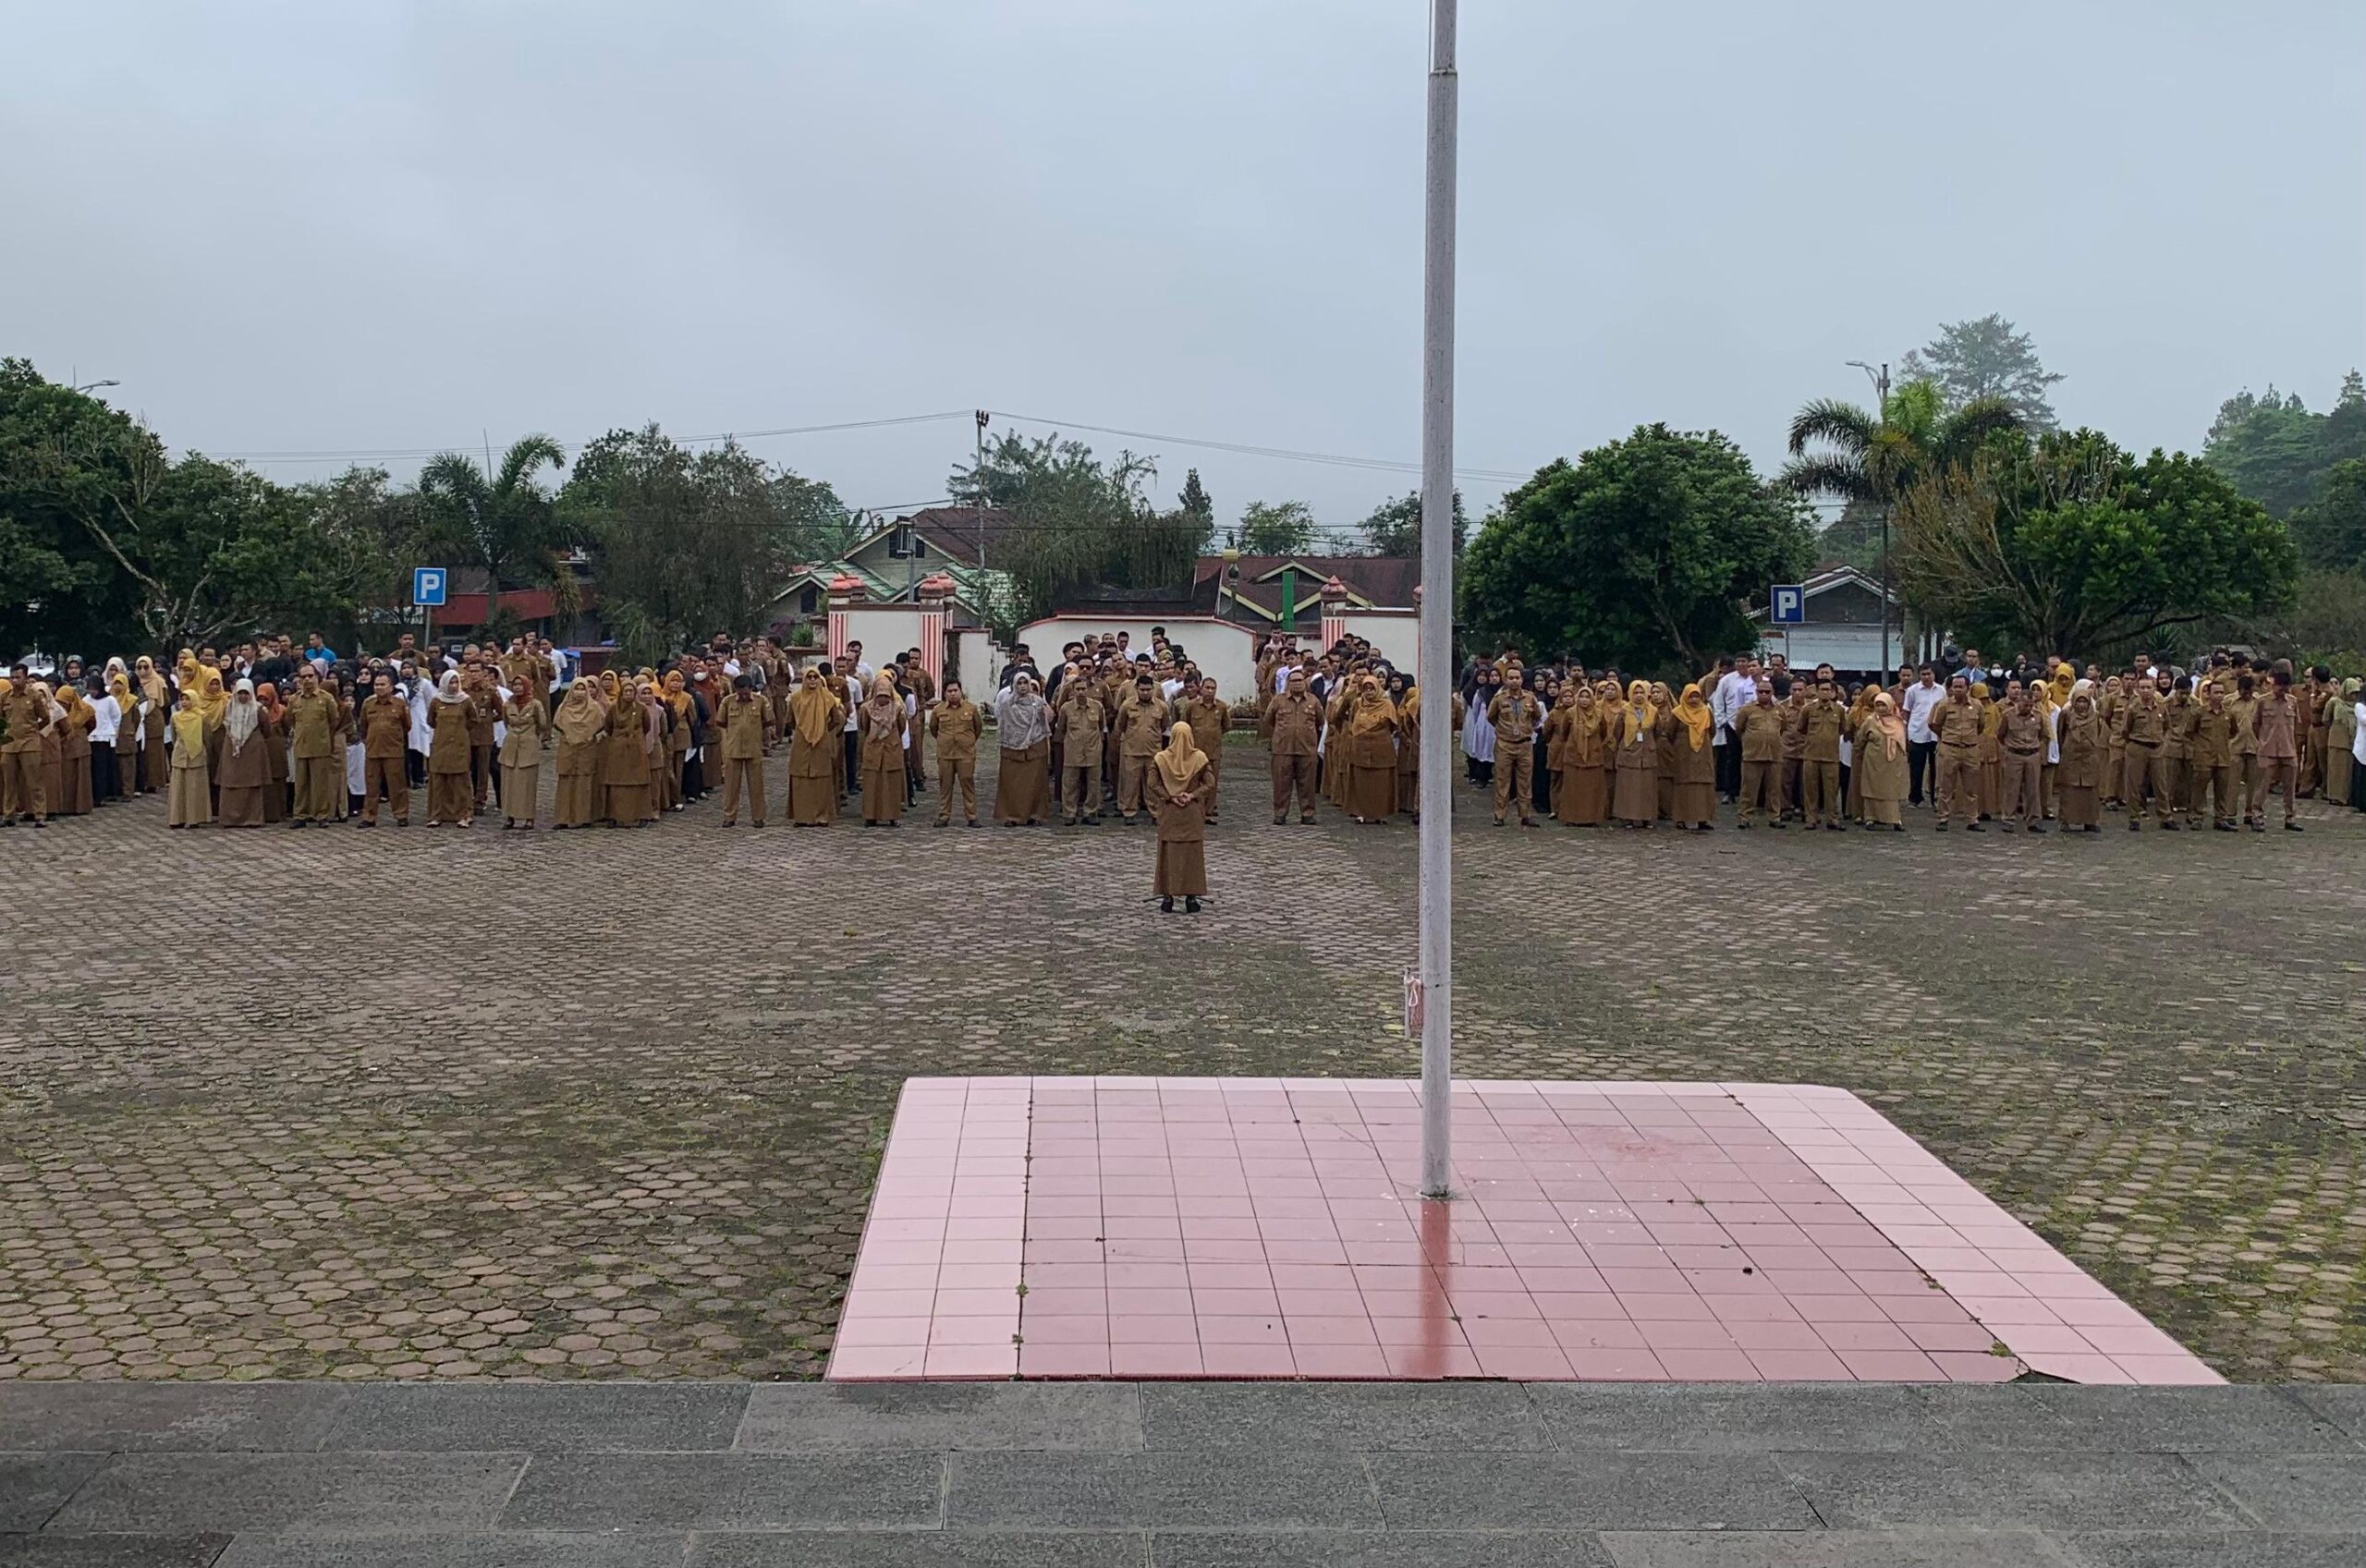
[2162,820,2181,831]
[2028,823,2045,834]
[2128,820,2140,832]
[1935,823,1948,832]
[1966,822,1985,833]
[1737,821,1751,830]
[1184,897,1201,914]
[2214,821,2236,832]
[1160,896,1175,914]
[2285,820,2303,832]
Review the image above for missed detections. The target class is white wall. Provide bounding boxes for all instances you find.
[1018,614,1261,700]
[1339,609,1419,673]
[948,628,1000,696]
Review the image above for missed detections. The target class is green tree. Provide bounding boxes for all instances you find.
[413,435,568,593]
[949,431,1209,629]
[2201,374,2366,517]
[282,467,417,649]
[1813,497,1886,574]
[1895,431,2296,658]
[1900,314,2066,432]
[1177,468,1213,522]
[770,468,857,561]
[2287,457,2366,573]
[1462,424,1814,674]
[0,359,147,655]
[1357,488,1468,557]
[1231,500,1317,555]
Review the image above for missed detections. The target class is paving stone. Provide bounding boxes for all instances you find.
[500,1453,942,1531]
[2056,1533,2366,1567]
[2180,1453,2366,1529]
[945,1451,1379,1531]
[1531,1384,1940,1453]
[691,1535,1146,1567]
[323,1384,747,1452]
[1599,1533,2076,1568]
[1773,1452,2247,1532]
[0,1389,345,1454]
[737,1384,1140,1453]
[2021,1386,2354,1453]
[43,1454,525,1534]
[1141,1383,1548,1452]
[213,1535,685,1568]
[1152,1534,1616,1567]
[0,1538,230,1568]
[1366,1452,1813,1532]
[0,1456,104,1533]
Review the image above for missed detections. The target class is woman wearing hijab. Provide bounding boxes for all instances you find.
[213,680,274,827]
[551,675,608,829]
[599,674,652,826]
[1972,681,2003,822]
[858,669,908,826]
[1853,692,1908,830]
[1394,676,1459,823]
[1550,682,1611,827]
[1322,675,1356,808]
[1669,682,1717,830]
[1531,675,1560,811]
[994,673,1054,826]
[1341,674,1399,824]
[1648,681,1679,821]
[1842,683,1873,823]
[1610,679,1663,828]
[103,668,137,804]
[423,670,476,827]
[498,680,551,829]
[1147,720,1214,914]
[253,681,289,821]
[2098,674,2127,810]
[53,682,95,817]
[2056,683,2107,833]
[2326,675,2359,809]
[785,664,846,826]
[2348,679,2366,812]
[661,670,696,808]
[132,656,170,793]
[165,684,216,827]
[340,673,367,817]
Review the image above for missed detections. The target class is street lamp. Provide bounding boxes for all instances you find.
[73,379,119,394]
[1845,359,1893,675]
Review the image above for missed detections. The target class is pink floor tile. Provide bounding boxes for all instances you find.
[1199,1343,1299,1377]
[1108,1344,1206,1377]
[1019,1343,1112,1377]
[1654,1348,1762,1380]
[1746,1347,1854,1380]
[1562,1347,1669,1380]
[1287,1343,1392,1378]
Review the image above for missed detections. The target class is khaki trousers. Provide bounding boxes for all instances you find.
[2123,743,2166,819]
[1494,741,1535,821]
[1738,759,1778,823]
[1935,748,1981,824]
[1117,753,1151,818]
[722,757,766,824]
[471,743,496,808]
[1272,752,1317,819]
[1801,760,1841,825]
[292,755,342,821]
[2251,757,2298,822]
[362,757,409,822]
[939,756,977,823]
[2000,752,2043,825]
[501,763,539,823]
[3,748,45,820]
[2197,761,2239,824]
[1062,760,1099,820]
[1781,758,1804,818]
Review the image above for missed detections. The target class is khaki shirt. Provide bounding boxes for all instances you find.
[1802,698,1846,762]
[1733,702,1784,762]
[283,690,345,760]
[1057,691,1106,752]
[716,694,772,760]
[1177,697,1230,754]
[1116,693,1167,757]
[2000,707,2045,756]
[930,699,983,761]
[360,693,410,760]
[499,699,550,765]
[2159,695,2194,759]
[1934,699,1982,751]
[1779,699,1811,760]
[1487,690,1542,745]
[2188,707,2237,768]
[2255,693,2299,760]
[2122,689,2165,747]
[1262,692,1323,757]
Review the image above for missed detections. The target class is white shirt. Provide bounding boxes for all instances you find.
[1714,671,1757,732]
[88,694,121,744]
[2044,703,2062,765]
[1903,682,1945,744]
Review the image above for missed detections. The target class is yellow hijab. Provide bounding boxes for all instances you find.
[788,673,838,745]
[554,679,606,746]
[1621,680,1653,748]
[2048,663,2076,710]
[1675,683,1714,751]
[1154,720,1207,795]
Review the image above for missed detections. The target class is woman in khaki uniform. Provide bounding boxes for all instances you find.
[994,674,1054,826]
[660,671,694,811]
[1855,693,1908,830]
[108,669,141,804]
[2056,685,2107,833]
[255,683,289,821]
[499,686,550,829]
[213,681,274,828]
[1972,681,2003,821]
[1669,683,1717,829]
[165,687,215,827]
[1610,681,1663,828]
[786,666,844,826]
[1651,681,1679,821]
[133,656,170,793]
[1550,684,1610,827]
[424,671,476,826]
[1148,720,1213,914]
[1392,677,1459,823]
[857,673,908,826]
[601,675,653,827]
[551,678,607,829]
[55,684,95,816]
[1341,675,1399,824]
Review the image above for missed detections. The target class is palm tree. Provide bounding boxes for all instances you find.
[1783,380,2023,664]
[414,434,567,595]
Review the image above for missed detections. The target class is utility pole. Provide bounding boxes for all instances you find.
[1416,0,1458,1201]
[1847,359,1894,674]
[974,411,990,574]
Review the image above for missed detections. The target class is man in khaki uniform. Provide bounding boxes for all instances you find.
[716,674,772,827]
[2158,676,2196,824]
[1800,678,1846,829]
[1933,675,1984,830]
[358,674,411,826]
[930,679,983,827]
[1262,670,1323,824]
[1998,683,2047,832]
[1056,677,1107,825]
[464,665,502,811]
[2229,675,2262,826]
[1113,675,1167,824]
[284,667,347,825]
[1177,676,1231,824]
[2,671,53,826]
[2252,671,2302,831]
[1732,678,1784,826]
[1778,681,1812,820]
[2120,676,2168,828]
[1487,676,1543,826]
[2187,681,2239,831]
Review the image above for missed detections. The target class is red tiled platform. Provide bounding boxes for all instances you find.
[828,1078,2221,1386]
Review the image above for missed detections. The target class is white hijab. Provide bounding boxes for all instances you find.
[225,678,261,752]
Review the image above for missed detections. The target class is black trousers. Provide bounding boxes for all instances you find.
[1908,739,1936,805]
[91,748,119,802]
[1715,733,1739,796]
[843,732,860,788]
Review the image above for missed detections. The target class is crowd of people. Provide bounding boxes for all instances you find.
[6,627,2361,886]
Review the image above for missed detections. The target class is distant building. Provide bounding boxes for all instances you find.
[1748,565,1902,677]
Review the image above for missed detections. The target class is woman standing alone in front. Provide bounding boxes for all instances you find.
[1148,721,1213,914]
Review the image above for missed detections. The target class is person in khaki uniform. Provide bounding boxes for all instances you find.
[1997,684,2047,832]
[856,675,908,826]
[1113,675,1167,824]
[1262,670,1323,823]
[1055,677,1107,825]
[2187,681,2240,831]
[1932,675,1985,830]
[713,675,772,827]
[2252,671,2303,831]
[930,679,983,828]
[2119,677,2169,828]
[1486,675,1543,826]
[1798,679,1847,829]
[2228,675,2262,827]
[357,675,412,826]
[464,666,501,812]
[498,684,551,828]
[1776,682,1811,821]
[2157,676,2196,822]
[1731,678,1785,827]
[1177,677,1231,824]
[1,674,54,826]
[283,668,346,826]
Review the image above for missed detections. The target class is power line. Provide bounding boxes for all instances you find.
[987,409,1529,485]
[216,411,973,465]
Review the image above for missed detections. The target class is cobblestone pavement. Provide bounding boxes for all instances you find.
[4,742,2362,1384]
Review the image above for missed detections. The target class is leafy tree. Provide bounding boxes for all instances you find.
[1813,497,1886,574]
[1901,314,2066,432]
[1894,430,2296,658]
[2201,375,2366,517]
[771,468,857,561]
[2287,458,2366,571]
[2276,566,2366,672]
[413,435,567,592]
[1231,500,1317,555]
[0,359,148,655]
[1785,378,2025,509]
[949,431,1209,629]
[1177,468,1212,522]
[281,467,418,649]
[1462,424,1814,674]
[1357,488,1468,557]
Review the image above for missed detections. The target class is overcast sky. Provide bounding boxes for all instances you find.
[6,1,2360,542]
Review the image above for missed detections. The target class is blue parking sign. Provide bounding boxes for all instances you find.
[412,567,447,607]
[1770,584,1805,625]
